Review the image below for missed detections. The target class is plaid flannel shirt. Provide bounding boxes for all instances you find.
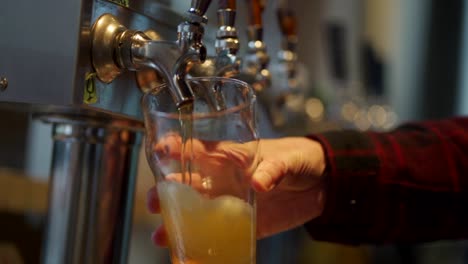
[305,117,468,244]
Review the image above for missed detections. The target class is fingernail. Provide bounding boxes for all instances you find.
[253,172,274,192]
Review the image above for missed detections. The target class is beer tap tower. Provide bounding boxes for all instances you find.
[0,0,214,263]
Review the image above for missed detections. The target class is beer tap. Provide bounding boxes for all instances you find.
[216,0,240,66]
[271,6,312,132]
[189,0,241,78]
[276,7,299,90]
[240,0,271,93]
[271,6,300,110]
[91,0,213,108]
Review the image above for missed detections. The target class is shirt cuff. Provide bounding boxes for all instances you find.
[305,131,380,244]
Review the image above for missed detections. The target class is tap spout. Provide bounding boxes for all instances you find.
[188,0,240,79]
[90,1,213,108]
[117,31,204,107]
[130,0,212,107]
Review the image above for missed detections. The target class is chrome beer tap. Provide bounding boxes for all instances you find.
[215,0,241,76]
[189,0,241,78]
[270,6,312,132]
[276,7,299,91]
[239,0,271,93]
[91,0,213,108]
[270,6,300,111]
[185,0,240,111]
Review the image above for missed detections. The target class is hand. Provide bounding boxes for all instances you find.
[147,136,327,246]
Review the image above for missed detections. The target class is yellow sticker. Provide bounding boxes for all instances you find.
[84,72,98,104]
[108,0,129,7]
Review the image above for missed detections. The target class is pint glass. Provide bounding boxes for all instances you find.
[142,77,259,264]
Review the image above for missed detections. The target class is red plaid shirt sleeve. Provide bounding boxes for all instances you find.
[305,117,468,244]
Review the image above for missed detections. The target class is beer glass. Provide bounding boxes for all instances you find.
[142,77,259,264]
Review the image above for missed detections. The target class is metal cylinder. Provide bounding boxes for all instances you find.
[42,117,143,264]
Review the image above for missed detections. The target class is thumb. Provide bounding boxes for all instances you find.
[252,159,287,192]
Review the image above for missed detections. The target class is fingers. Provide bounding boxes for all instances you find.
[252,159,287,192]
[154,133,208,160]
[154,133,183,159]
[146,187,169,248]
[151,225,169,247]
[153,134,258,173]
[215,141,258,169]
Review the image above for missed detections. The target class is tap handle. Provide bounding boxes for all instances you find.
[277,7,297,37]
[246,0,265,27]
[217,0,236,27]
[218,0,236,9]
[188,0,213,18]
[217,6,236,28]
[245,0,266,42]
[216,0,238,54]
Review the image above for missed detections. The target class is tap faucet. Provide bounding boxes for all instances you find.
[270,6,311,130]
[188,0,240,78]
[214,0,240,76]
[180,0,239,112]
[91,0,212,108]
[239,0,271,93]
[276,7,299,90]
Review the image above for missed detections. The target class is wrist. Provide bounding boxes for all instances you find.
[304,135,330,218]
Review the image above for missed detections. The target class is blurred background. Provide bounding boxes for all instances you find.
[2,0,468,263]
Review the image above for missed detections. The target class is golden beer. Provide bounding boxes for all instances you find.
[158,181,255,264]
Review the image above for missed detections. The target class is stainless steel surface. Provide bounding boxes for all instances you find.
[91,14,127,83]
[88,1,192,118]
[0,77,8,91]
[188,54,240,78]
[174,20,207,106]
[90,1,213,108]
[0,0,194,119]
[0,0,83,105]
[42,117,142,264]
[217,9,237,37]
[215,9,240,56]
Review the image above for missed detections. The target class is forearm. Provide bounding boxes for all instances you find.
[305,117,468,244]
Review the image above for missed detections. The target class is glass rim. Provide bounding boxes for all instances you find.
[150,77,257,120]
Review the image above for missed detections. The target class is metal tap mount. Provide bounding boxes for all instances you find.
[91,0,212,108]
